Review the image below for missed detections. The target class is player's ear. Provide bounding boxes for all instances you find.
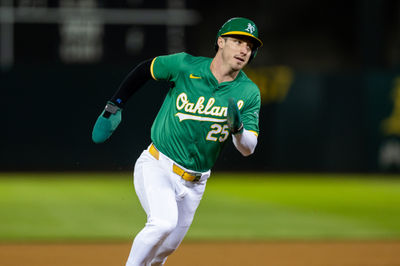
[217,37,225,50]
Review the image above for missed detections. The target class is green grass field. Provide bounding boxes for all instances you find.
[1,172,400,242]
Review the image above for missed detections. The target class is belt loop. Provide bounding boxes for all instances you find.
[149,143,159,160]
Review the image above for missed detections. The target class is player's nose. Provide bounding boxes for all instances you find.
[239,43,250,55]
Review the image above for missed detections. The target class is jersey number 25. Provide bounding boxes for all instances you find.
[206,124,229,142]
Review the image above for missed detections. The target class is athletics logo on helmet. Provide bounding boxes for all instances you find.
[245,23,256,34]
[214,17,263,61]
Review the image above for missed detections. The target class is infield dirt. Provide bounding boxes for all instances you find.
[0,241,399,266]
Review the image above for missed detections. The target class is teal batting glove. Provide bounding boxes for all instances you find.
[92,101,122,143]
[227,98,243,135]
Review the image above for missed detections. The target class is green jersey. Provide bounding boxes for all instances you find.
[150,52,260,172]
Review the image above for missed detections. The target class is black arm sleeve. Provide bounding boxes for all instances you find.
[109,58,154,107]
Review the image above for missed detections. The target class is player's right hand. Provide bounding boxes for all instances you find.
[92,101,122,143]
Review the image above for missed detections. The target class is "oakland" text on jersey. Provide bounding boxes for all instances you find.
[176,92,243,118]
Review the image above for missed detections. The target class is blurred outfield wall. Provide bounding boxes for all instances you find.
[1,65,400,173]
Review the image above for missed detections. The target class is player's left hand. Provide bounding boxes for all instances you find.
[92,101,122,143]
[227,98,243,135]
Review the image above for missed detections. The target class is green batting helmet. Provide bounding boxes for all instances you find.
[215,17,263,61]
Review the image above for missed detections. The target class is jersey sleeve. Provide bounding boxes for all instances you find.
[150,52,187,81]
[241,88,261,136]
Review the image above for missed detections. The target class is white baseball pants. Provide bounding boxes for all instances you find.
[126,145,210,266]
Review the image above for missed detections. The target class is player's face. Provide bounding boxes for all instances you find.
[220,36,254,70]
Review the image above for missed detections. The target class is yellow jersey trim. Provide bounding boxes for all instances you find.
[150,57,157,80]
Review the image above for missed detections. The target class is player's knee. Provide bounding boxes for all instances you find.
[149,219,177,237]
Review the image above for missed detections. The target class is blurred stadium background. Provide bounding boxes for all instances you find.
[1,0,400,172]
[1,0,400,265]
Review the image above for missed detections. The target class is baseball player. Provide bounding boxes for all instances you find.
[92,17,262,265]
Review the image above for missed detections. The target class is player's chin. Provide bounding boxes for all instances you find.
[233,58,248,69]
[232,61,246,70]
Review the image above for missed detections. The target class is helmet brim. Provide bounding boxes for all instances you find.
[220,31,263,48]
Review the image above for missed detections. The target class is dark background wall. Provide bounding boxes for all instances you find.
[1,0,400,172]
